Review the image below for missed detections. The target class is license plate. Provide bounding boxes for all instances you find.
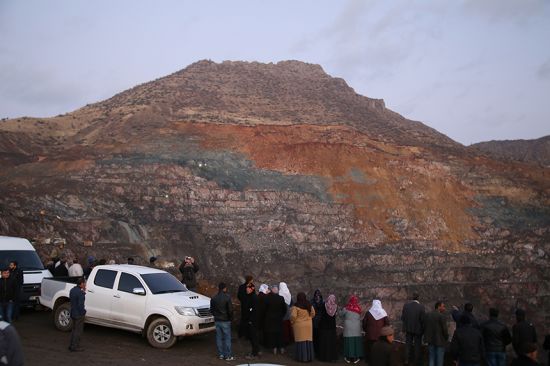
[29,296,38,301]
[203,317,214,323]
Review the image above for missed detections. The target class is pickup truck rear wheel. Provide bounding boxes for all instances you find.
[146,318,176,349]
[54,302,73,332]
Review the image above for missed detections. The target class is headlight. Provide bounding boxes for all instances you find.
[175,306,196,316]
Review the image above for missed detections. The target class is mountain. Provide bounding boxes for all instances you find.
[470,135,550,167]
[0,60,548,329]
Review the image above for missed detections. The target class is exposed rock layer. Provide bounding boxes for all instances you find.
[0,60,548,330]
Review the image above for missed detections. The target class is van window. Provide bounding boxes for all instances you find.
[0,250,44,270]
[118,273,145,294]
[94,269,117,289]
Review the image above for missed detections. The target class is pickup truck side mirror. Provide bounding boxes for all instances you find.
[132,287,146,296]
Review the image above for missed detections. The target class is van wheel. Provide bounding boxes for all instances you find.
[146,318,176,348]
[54,302,73,332]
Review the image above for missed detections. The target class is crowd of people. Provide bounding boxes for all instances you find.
[214,279,550,366]
[2,243,550,366]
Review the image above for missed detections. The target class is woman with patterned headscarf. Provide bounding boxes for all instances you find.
[317,294,339,362]
[363,299,390,363]
[340,295,365,363]
[290,292,316,362]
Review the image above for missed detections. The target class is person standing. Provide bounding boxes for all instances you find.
[364,299,390,363]
[179,256,199,292]
[512,309,537,357]
[481,308,512,366]
[0,318,25,366]
[243,283,260,359]
[450,315,485,366]
[262,285,287,355]
[316,294,339,362]
[68,257,84,277]
[290,292,316,362]
[8,261,23,321]
[279,282,293,348]
[238,275,254,338]
[341,295,365,363]
[210,282,234,361]
[424,301,449,366]
[370,326,399,366]
[311,289,324,355]
[0,270,16,323]
[69,277,86,352]
[401,293,425,366]
[452,303,480,330]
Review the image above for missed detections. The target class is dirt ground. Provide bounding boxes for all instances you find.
[14,309,361,366]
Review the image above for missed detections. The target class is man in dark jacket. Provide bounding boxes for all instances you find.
[237,275,253,338]
[512,309,537,357]
[210,282,234,361]
[262,285,287,355]
[0,270,17,323]
[8,261,23,321]
[424,301,449,366]
[243,283,260,359]
[481,308,512,366]
[69,277,86,352]
[452,303,480,329]
[0,318,24,366]
[451,315,485,366]
[371,326,399,366]
[401,293,425,366]
[179,256,199,291]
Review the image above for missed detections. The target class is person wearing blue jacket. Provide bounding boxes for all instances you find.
[69,277,86,352]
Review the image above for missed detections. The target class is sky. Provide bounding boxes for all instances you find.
[1,0,549,145]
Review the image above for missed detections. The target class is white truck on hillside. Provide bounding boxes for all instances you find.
[39,264,215,348]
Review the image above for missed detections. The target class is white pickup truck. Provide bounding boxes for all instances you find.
[39,264,215,348]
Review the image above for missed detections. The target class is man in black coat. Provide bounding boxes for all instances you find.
[452,303,480,330]
[424,301,449,366]
[0,270,17,323]
[8,261,23,320]
[179,256,199,291]
[401,293,425,366]
[512,309,537,357]
[69,277,86,352]
[210,282,234,361]
[481,308,512,366]
[451,315,485,366]
[262,285,287,354]
[237,275,253,338]
[242,283,260,359]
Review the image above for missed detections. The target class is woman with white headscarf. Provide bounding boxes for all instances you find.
[362,299,389,363]
[279,282,293,347]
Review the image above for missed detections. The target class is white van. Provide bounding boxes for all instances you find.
[0,236,52,306]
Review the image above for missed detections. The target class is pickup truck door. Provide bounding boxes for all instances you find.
[85,269,118,321]
[111,272,148,329]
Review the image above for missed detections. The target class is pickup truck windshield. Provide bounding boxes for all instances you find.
[0,250,45,270]
[140,273,188,294]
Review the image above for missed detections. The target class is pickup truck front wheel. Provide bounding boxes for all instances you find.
[146,318,176,349]
[54,302,73,332]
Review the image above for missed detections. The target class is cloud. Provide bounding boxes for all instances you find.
[537,58,550,80]
[461,0,548,24]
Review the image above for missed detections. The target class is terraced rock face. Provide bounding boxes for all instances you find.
[0,60,548,330]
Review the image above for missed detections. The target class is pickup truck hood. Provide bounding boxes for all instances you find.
[156,291,211,308]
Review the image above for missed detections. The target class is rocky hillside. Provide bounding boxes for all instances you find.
[470,135,550,167]
[0,60,548,330]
